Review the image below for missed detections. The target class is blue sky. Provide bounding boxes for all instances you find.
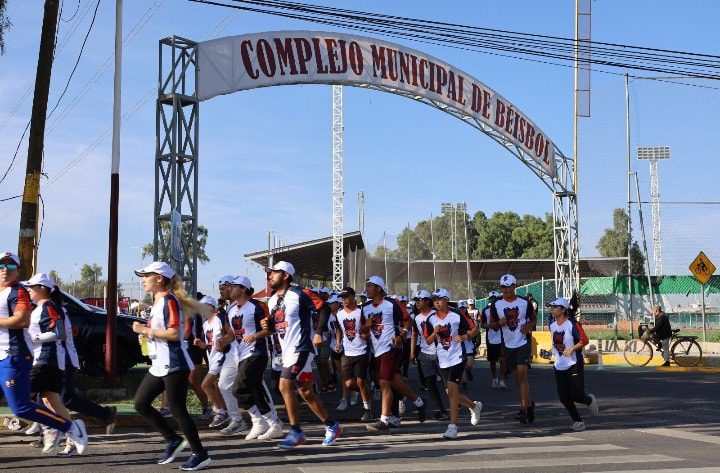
[1,0,718,298]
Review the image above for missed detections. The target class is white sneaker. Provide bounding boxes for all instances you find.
[470,401,483,426]
[67,420,88,455]
[257,422,284,440]
[572,421,586,431]
[498,379,507,390]
[245,419,269,440]
[398,398,406,415]
[337,398,348,412]
[42,428,63,454]
[491,378,499,389]
[443,424,458,439]
[25,422,41,435]
[221,419,248,435]
[350,391,360,406]
[57,437,77,457]
[588,394,599,416]
[387,416,401,427]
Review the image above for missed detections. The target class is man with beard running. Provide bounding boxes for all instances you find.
[363,276,426,432]
[262,262,342,448]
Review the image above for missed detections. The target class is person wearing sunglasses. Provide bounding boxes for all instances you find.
[0,252,88,455]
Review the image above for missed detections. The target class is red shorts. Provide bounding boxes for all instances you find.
[375,349,402,382]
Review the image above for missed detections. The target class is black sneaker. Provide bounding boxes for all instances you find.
[661,361,671,367]
[360,409,374,422]
[180,450,212,471]
[515,409,529,424]
[158,437,188,465]
[416,397,427,423]
[366,421,390,432]
[432,409,449,420]
[527,401,536,424]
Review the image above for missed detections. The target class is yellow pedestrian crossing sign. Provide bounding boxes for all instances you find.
[689,251,716,285]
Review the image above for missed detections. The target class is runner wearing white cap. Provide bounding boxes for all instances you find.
[262,261,342,448]
[547,296,599,431]
[131,262,211,470]
[480,291,507,389]
[194,296,229,430]
[362,276,426,432]
[491,274,536,424]
[424,288,483,439]
[326,294,350,411]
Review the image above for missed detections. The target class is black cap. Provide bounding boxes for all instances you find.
[339,286,356,298]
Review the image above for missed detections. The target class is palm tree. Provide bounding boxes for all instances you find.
[0,0,10,55]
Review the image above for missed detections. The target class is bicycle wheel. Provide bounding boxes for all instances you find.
[671,339,703,367]
[623,339,653,367]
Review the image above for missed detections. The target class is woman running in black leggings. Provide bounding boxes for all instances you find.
[132,262,211,471]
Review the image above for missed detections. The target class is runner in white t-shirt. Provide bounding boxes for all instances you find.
[547,296,599,431]
[491,274,537,424]
[193,296,228,431]
[479,291,507,389]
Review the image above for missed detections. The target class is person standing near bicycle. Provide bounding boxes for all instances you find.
[645,305,672,367]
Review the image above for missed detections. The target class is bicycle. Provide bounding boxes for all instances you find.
[623,329,703,367]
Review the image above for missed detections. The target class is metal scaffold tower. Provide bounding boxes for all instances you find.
[638,146,670,276]
[331,85,344,291]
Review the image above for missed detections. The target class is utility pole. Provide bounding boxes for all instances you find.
[18,0,59,279]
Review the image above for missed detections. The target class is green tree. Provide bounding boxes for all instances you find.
[0,0,11,55]
[596,208,646,276]
[142,223,210,264]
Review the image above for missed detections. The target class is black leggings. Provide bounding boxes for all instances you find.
[134,370,204,453]
[236,356,271,414]
[400,339,411,378]
[554,365,592,422]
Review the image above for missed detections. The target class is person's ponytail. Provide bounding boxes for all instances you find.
[168,276,212,318]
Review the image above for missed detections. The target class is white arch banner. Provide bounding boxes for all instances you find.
[197,31,556,177]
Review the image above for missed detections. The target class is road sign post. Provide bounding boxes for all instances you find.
[689,251,715,343]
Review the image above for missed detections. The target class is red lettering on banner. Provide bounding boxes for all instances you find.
[525,124,536,150]
[274,38,299,75]
[348,41,363,75]
[334,39,349,73]
[543,140,551,164]
[518,117,527,142]
[513,113,521,140]
[434,64,447,96]
[371,45,387,78]
[311,38,328,74]
[257,39,276,77]
[240,40,259,80]
[482,90,491,119]
[457,75,466,105]
[399,52,411,84]
[293,38,313,74]
[325,38,341,73]
[410,54,419,86]
[471,84,482,113]
[535,135,546,158]
[504,106,515,135]
[428,62,436,92]
[495,98,506,128]
[386,48,399,81]
[446,71,456,102]
[419,59,429,89]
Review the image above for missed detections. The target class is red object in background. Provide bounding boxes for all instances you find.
[80,296,130,312]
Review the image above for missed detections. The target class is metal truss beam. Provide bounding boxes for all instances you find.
[331,85,344,291]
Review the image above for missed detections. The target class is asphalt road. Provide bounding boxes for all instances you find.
[2,362,719,472]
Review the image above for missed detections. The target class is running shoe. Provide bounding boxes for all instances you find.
[25,422,40,435]
[572,420,586,431]
[245,419,269,440]
[208,411,230,428]
[527,401,536,423]
[498,379,508,390]
[515,408,529,424]
[4,417,22,431]
[398,398,406,415]
[220,419,247,436]
[158,437,188,465]
[470,401,483,426]
[491,378,499,389]
[42,428,63,454]
[350,391,360,406]
[443,423,458,440]
[360,409,374,422]
[588,394,599,416]
[67,419,88,455]
[387,416,401,428]
[105,405,118,435]
[416,397,427,423]
[258,422,284,440]
[159,406,172,418]
[322,421,343,446]
[366,420,390,432]
[277,429,306,449]
[337,398,348,412]
[57,438,77,457]
[199,406,214,420]
[180,450,212,471]
[432,409,449,420]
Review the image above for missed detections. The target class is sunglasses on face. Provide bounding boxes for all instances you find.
[0,263,19,271]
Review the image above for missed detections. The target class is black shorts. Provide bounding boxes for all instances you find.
[187,345,206,365]
[486,343,502,362]
[330,350,343,362]
[440,361,466,385]
[280,351,314,384]
[502,343,532,373]
[30,364,64,394]
[342,353,369,380]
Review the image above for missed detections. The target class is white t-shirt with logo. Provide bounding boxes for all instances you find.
[495,296,530,349]
[481,306,502,345]
[335,307,367,357]
[362,298,410,358]
[550,318,588,371]
[425,309,475,369]
[413,310,437,356]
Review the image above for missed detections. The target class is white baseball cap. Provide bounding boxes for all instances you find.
[0,251,20,266]
[457,300,468,308]
[199,295,217,308]
[399,295,408,302]
[467,298,476,305]
[546,296,570,309]
[360,290,368,298]
[266,261,295,276]
[218,274,236,285]
[135,261,176,279]
[21,273,57,292]
[327,294,341,304]
[432,288,451,300]
[499,274,517,287]
[365,275,386,293]
[488,290,501,298]
[415,289,432,299]
[230,275,252,289]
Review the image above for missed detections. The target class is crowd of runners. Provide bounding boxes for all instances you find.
[0,250,600,471]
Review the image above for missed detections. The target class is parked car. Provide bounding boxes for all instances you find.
[60,291,148,377]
